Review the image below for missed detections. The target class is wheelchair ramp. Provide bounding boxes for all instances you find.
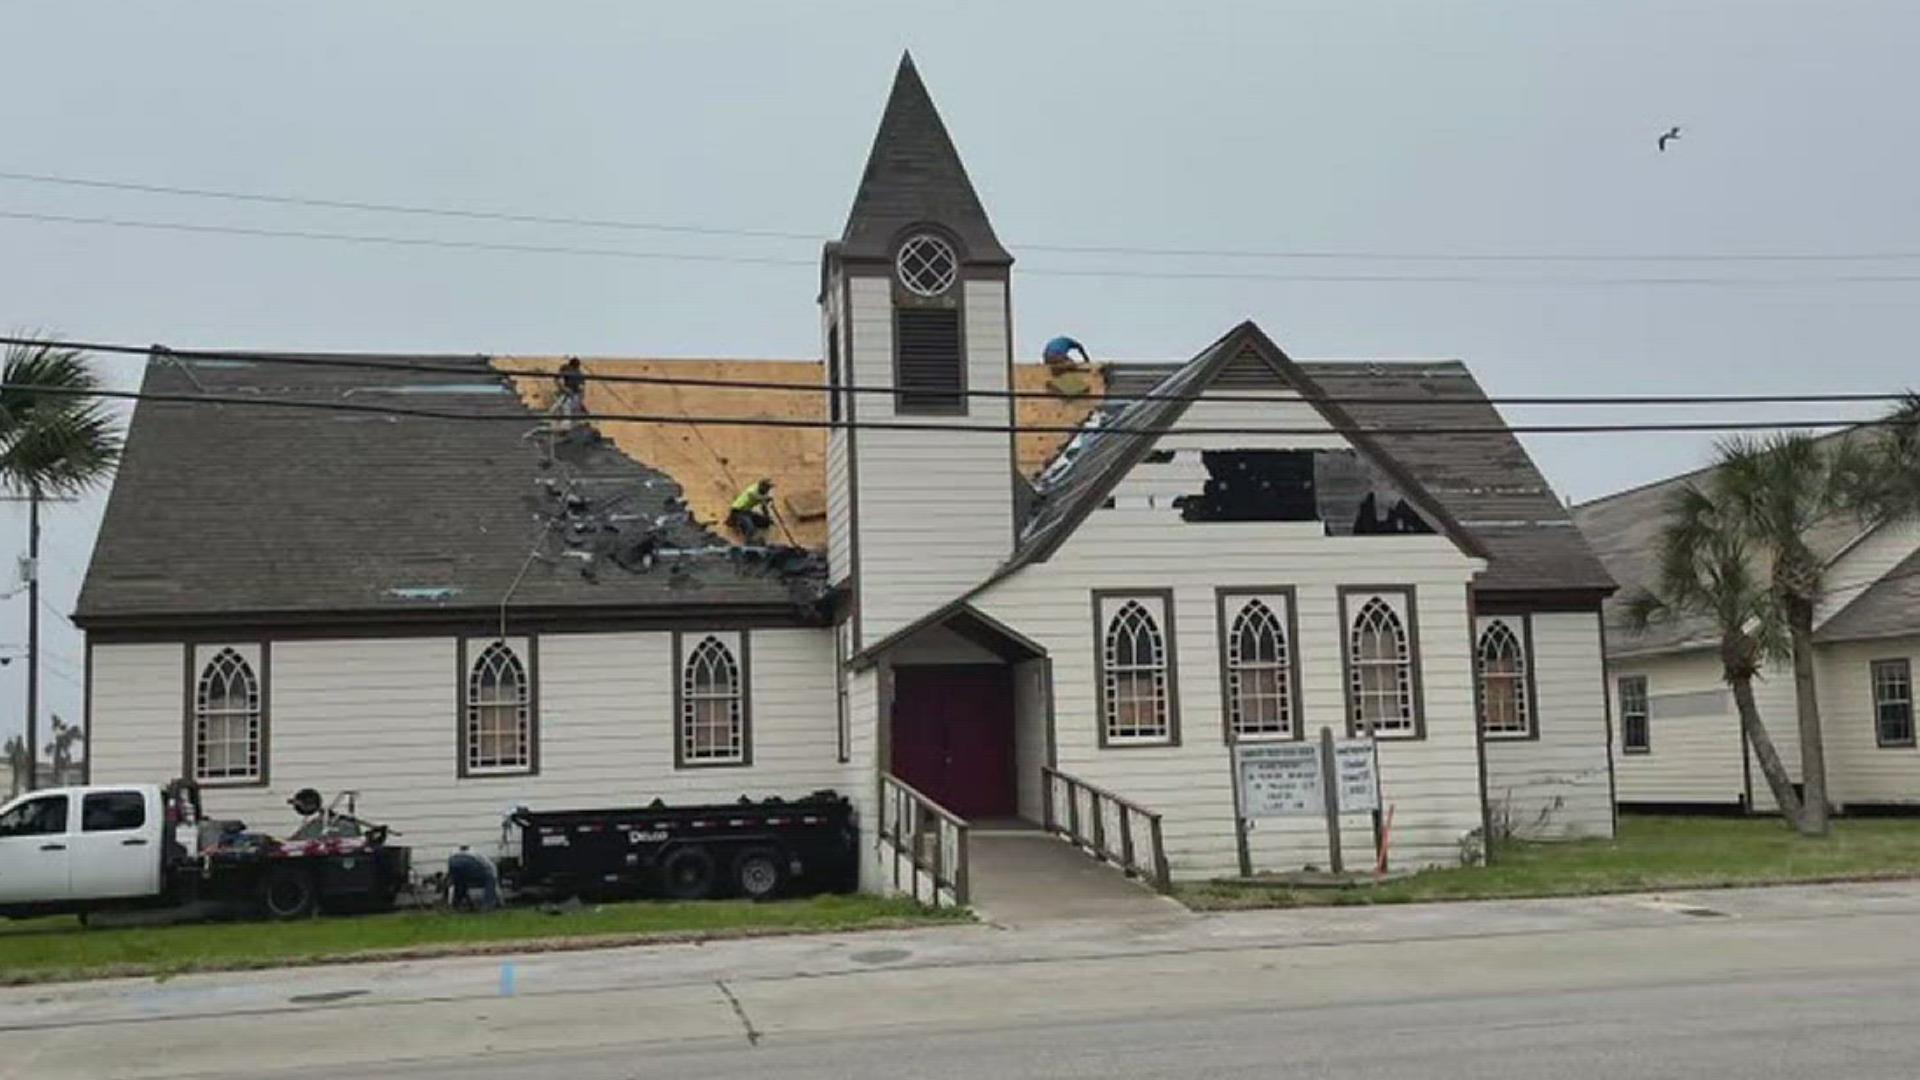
[965,821,1185,927]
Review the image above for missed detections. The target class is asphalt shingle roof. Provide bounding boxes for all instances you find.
[1570,457,1868,655]
[1096,355,1612,597]
[76,354,827,627]
[837,53,1011,266]
[1814,547,1920,643]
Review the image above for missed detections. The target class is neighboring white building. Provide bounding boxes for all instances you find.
[78,55,1617,899]
[1575,469,1920,812]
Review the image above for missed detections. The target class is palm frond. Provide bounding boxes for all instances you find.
[0,338,124,496]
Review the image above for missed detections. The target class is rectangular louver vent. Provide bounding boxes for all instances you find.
[894,307,965,413]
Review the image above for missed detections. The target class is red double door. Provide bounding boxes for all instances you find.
[890,665,1016,820]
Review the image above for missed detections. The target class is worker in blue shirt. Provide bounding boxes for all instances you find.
[1042,336,1090,370]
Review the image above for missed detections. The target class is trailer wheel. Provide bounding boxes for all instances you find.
[259,866,318,920]
[733,848,785,901]
[659,846,716,900]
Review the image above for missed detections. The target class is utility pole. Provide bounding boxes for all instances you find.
[23,484,38,791]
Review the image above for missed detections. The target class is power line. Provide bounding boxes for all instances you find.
[1,380,1905,439]
[9,168,1920,265]
[11,208,1920,286]
[6,335,1915,412]
[0,210,817,269]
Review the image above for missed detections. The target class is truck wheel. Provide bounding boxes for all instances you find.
[259,866,318,920]
[733,848,785,901]
[659,846,716,900]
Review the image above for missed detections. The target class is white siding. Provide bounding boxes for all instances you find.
[845,273,1013,646]
[825,283,853,585]
[1817,636,1920,806]
[1816,519,1920,627]
[1611,651,1748,805]
[91,630,850,867]
[89,643,186,783]
[1483,613,1615,839]
[1013,657,1050,822]
[846,664,886,892]
[974,503,1484,879]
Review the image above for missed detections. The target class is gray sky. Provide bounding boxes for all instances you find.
[2,1,1916,764]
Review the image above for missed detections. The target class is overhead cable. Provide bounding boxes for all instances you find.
[4,335,1914,411]
[10,209,1920,285]
[7,168,1920,264]
[3,381,1906,439]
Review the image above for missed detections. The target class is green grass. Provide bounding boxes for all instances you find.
[1178,813,1920,911]
[0,894,966,985]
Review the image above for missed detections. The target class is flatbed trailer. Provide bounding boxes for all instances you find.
[0,781,411,921]
[503,790,858,902]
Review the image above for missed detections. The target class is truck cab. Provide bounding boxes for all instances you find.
[0,785,165,912]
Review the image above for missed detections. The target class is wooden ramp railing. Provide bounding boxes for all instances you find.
[1041,766,1171,892]
[878,773,969,908]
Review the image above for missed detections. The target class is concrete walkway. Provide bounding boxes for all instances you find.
[965,822,1186,926]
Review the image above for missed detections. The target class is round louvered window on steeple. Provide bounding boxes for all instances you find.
[895,233,958,297]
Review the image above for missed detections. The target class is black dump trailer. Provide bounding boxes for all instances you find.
[503,791,858,902]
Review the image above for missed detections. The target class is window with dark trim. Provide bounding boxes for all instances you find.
[827,319,844,424]
[1872,659,1914,748]
[193,645,263,785]
[678,633,748,766]
[1620,675,1650,754]
[892,231,965,415]
[1477,618,1531,739]
[894,307,964,413]
[1346,594,1416,738]
[1225,597,1294,740]
[465,639,532,775]
[1096,592,1177,745]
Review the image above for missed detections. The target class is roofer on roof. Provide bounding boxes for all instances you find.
[1042,336,1089,370]
[728,479,776,544]
[554,357,588,419]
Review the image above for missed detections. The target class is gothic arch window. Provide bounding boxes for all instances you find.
[193,646,263,784]
[1099,594,1175,744]
[465,639,532,775]
[1478,618,1532,738]
[678,633,749,767]
[1226,597,1294,740]
[1347,593,1417,737]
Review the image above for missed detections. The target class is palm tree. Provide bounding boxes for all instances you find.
[1,338,121,498]
[1713,433,1873,836]
[2,336,122,788]
[1627,483,1806,828]
[3,735,26,800]
[48,714,82,785]
[1842,393,1920,523]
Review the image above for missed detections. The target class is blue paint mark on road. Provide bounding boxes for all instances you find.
[500,962,517,997]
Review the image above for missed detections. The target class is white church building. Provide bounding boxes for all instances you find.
[80,55,1617,902]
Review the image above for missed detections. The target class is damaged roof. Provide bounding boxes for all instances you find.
[77,354,830,629]
[1094,332,1612,598]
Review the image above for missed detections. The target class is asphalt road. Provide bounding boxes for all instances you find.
[8,882,1920,1079]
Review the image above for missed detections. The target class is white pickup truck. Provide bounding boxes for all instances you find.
[0,782,411,921]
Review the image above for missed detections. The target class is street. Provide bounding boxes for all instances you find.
[5,881,1920,1078]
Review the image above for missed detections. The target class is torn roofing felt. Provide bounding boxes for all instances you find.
[1004,320,1497,583]
[76,352,831,626]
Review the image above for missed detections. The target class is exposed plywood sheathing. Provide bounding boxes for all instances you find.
[496,357,1104,551]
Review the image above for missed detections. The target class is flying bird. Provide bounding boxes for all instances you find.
[1657,126,1681,152]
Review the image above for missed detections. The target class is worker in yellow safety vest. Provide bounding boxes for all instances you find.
[728,479,775,543]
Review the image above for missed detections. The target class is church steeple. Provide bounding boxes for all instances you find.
[839,52,1011,266]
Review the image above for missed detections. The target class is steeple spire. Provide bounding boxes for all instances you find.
[839,52,1011,265]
